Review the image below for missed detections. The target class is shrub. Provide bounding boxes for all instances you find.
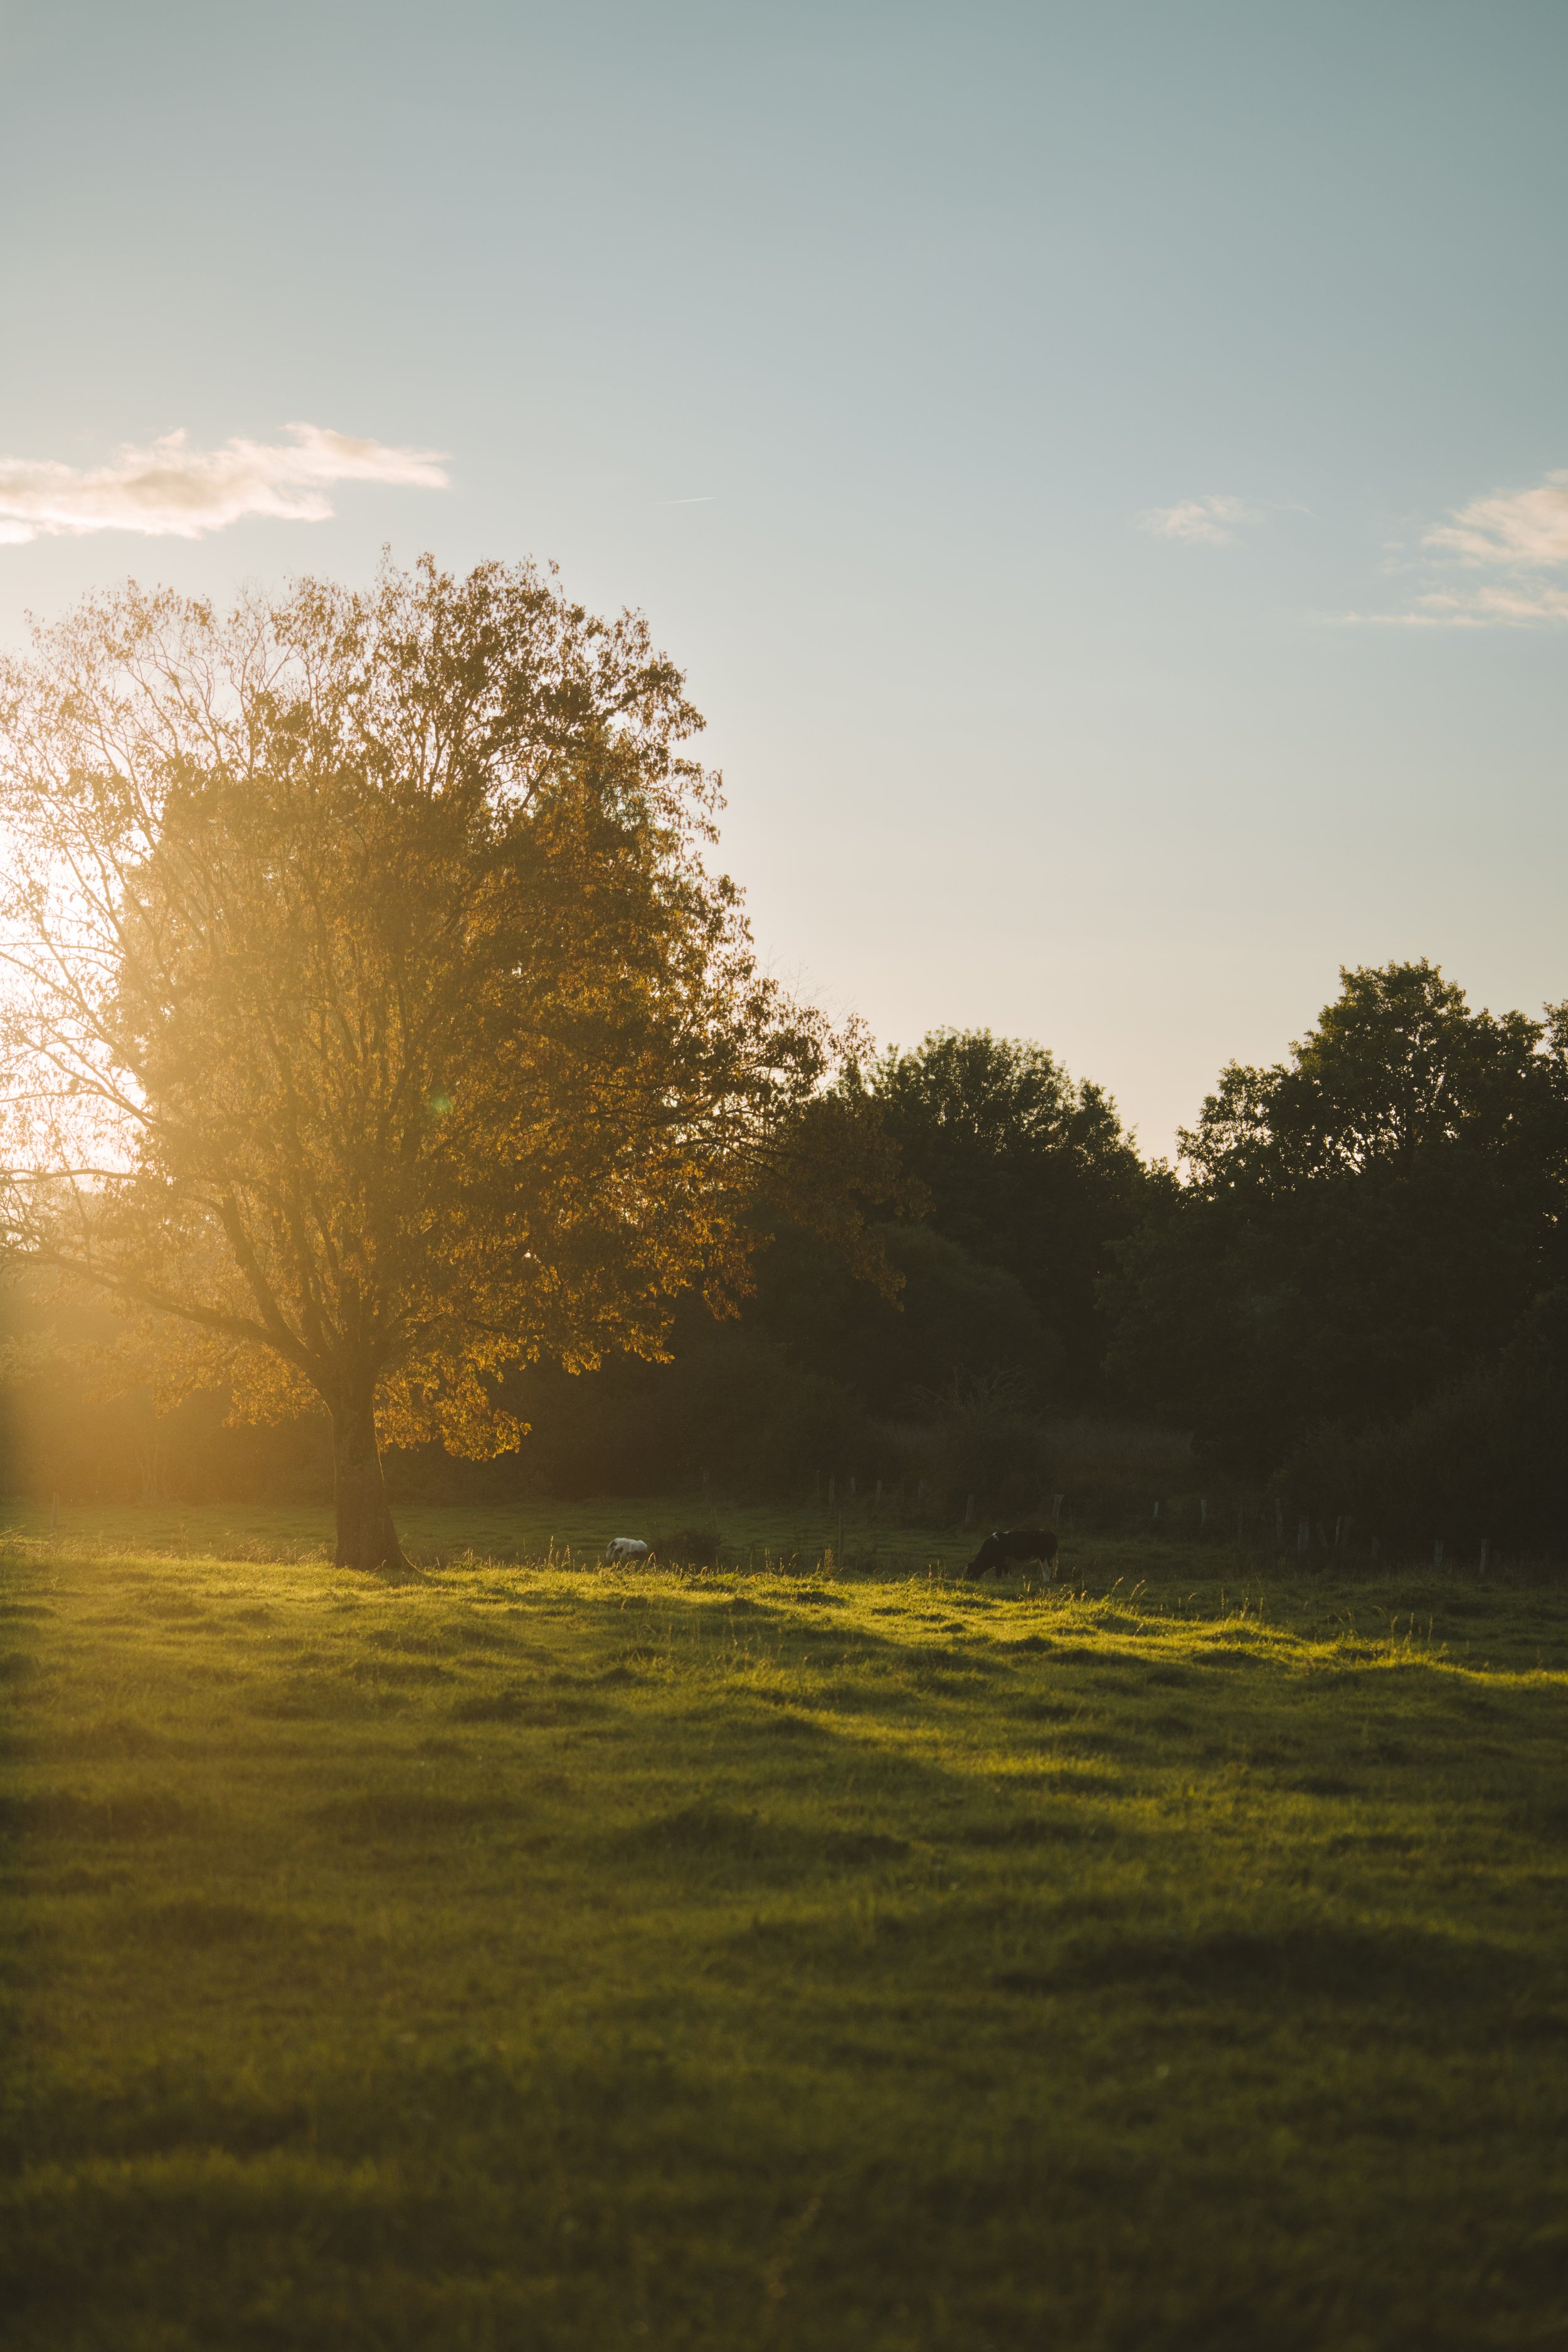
[649,1523,723,1569]
[1274,1290,1568,1558]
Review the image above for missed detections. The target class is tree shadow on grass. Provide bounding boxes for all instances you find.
[307,1791,523,1837]
[993,1920,1527,2007]
[603,1798,911,1882]
[0,1791,191,1841]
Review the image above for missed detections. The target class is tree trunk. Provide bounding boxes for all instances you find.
[331,1386,412,1574]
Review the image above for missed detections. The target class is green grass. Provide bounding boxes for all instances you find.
[4,1521,1568,2349]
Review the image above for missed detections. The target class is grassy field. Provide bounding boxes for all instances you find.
[4,1515,1568,2350]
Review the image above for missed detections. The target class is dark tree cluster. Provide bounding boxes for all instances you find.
[469,1029,1163,1510]
[460,963,1568,1549]
[1104,962,1568,1552]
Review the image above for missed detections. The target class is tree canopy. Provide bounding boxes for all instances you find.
[849,1028,1159,1394]
[0,557,862,1568]
[1105,961,1568,1466]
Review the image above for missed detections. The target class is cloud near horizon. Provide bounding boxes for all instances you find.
[1138,494,1260,546]
[0,424,449,544]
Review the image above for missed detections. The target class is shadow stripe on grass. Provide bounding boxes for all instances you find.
[307,1793,523,1835]
[993,1922,1520,2002]
[610,1800,909,1871]
[0,1792,191,1841]
[122,1899,290,1947]
[43,1720,168,1760]
[956,1814,1106,1848]
[450,1688,607,1724]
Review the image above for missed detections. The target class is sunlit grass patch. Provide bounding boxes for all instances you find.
[4,1533,1568,2347]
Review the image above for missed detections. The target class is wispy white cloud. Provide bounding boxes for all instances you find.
[1138,494,1261,546]
[1344,581,1568,628]
[1350,466,1568,627]
[0,423,448,545]
[1424,470,1568,570]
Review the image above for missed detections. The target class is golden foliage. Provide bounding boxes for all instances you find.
[0,557,887,1545]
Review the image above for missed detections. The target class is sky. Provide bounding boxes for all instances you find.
[1,0,1565,1154]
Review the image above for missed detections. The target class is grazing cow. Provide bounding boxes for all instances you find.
[603,1537,650,1564]
[964,1527,1058,1593]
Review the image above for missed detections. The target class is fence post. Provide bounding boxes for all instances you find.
[1052,1491,1064,1522]
[1433,1538,1444,1568]
[1296,1517,1310,1557]
[965,1494,975,1525]
[1274,1497,1285,1549]
[1480,1537,1490,1576]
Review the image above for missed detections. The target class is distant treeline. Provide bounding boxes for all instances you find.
[7,960,1568,1557]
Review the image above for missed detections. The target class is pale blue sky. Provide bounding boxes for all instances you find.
[3,0,1565,1148]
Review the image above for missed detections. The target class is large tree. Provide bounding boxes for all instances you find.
[0,557,855,1570]
[1104,961,1568,1466]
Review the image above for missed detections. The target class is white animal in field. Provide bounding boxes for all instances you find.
[603,1537,650,1563]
